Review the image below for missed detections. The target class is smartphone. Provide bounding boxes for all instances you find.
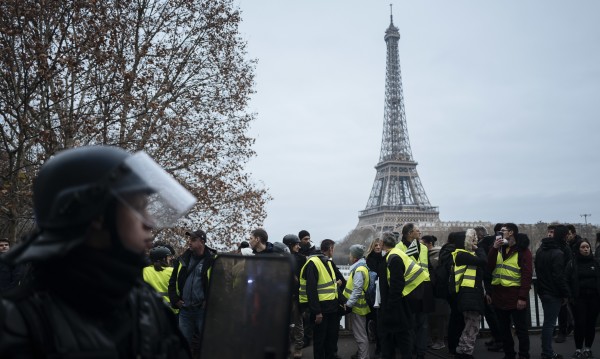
[496,231,503,240]
[199,253,294,359]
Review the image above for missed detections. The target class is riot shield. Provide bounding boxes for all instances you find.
[199,253,294,359]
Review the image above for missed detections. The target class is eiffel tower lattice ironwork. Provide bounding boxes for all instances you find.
[357,10,439,232]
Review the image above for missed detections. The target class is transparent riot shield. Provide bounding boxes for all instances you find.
[199,253,294,359]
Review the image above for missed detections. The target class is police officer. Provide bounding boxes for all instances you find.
[0,145,195,358]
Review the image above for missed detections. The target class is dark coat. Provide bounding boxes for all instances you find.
[379,251,412,332]
[0,261,24,293]
[565,253,600,298]
[366,251,384,274]
[168,247,216,308]
[454,247,487,314]
[534,237,570,298]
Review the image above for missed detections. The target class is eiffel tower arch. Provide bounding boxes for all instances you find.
[357,10,439,233]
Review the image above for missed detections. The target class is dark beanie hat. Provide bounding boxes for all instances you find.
[298,230,310,239]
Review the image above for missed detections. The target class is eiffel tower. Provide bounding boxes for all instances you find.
[357,9,439,232]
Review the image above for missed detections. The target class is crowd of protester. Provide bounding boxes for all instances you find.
[0,147,599,359]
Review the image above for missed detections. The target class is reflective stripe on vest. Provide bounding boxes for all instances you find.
[343,265,371,316]
[299,256,338,303]
[491,250,521,287]
[395,241,431,281]
[386,248,428,296]
[451,249,477,293]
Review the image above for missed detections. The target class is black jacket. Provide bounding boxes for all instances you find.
[454,247,487,314]
[379,251,412,332]
[0,281,189,358]
[565,253,600,298]
[168,247,216,308]
[0,261,24,293]
[534,237,570,299]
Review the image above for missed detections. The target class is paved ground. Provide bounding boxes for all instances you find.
[301,330,600,359]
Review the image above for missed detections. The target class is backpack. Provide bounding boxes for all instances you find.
[352,265,378,307]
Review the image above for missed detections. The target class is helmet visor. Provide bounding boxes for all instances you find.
[114,151,197,228]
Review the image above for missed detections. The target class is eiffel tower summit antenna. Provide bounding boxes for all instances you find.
[357,8,440,232]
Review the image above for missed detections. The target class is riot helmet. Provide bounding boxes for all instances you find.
[6,145,196,264]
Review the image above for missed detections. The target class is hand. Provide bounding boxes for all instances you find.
[315,313,323,325]
[336,279,343,287]
[485,294,492,305]
[493,238,504,249]
[516,299,527,310]
[176,300,185,308]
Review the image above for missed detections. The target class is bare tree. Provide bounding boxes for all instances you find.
[0,0,270,249]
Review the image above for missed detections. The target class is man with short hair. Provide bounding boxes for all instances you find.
[379,232,418,359]
[249,228,274,255]
[535,225,569,359]
[299,239,342,359]
[168,229,217,354]
[344,244,371,359]
[488,223,533,359]
[284,234,305,358]
[0,238,24,293]
[396,223,433,359]
[556,224,581,342]
[474,225,504,352]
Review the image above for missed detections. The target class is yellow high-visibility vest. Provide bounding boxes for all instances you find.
[491,250,521,287]
[343,265,371,316]
[386,248,428,296]
[396,240,430,281]
[452,249,477,293]
[299,256,338,304]
[143,266,178,313]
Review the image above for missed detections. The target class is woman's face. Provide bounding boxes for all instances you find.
[580,242,591,257]
[373,241,382,253]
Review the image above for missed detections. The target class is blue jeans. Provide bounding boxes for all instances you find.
[178,306,206,347]
[540,294,562,357]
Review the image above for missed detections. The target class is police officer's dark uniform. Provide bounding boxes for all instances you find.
[0,146,194,358]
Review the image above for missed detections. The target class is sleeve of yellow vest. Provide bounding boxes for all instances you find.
[346,270,364,308]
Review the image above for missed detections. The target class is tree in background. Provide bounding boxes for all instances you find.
[0,0,269,249]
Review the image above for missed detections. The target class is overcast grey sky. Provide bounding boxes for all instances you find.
[234,1,600,243]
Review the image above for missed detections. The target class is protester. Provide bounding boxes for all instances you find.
[249,228,274,255]
[396,223,433,359]
[366,238,384,356]
[535,225,570,359]
[421,235,448,351]
[475,224,504,352]
[0,145,192,357]
[168,229,217,355]
[284,234,306,358]
[488,223,533,359]
[144,245,177,312]
[566,239,600,359]
[379,232,416,359]
[0,238,24,293]
[344,244,371,359]
[452,229,487,359]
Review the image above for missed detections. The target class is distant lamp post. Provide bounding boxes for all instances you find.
[581,213,592,225]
